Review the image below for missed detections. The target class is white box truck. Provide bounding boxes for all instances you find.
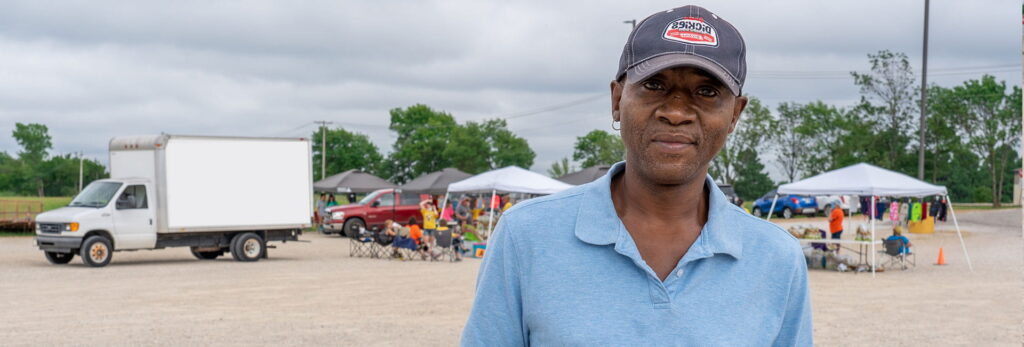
[34,135,313,267]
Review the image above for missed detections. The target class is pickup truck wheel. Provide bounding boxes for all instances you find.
[80,236,113,267]
[752,207,762,218]
[782,207,794,219]
[44,251,74,265]
[230,232,264,262]
[342,218,365,238]
[190,247,221,260]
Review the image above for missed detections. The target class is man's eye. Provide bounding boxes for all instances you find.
[642,80,665,91]
[696,86,719,97]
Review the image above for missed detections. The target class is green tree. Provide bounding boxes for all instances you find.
[312,126,384,179]
[383,104,458,183]
[443,119,536,174]
[547,157,575,177]
[572,130,624,168]
[40,154,108,196]
[929,75,1022,206]
[732,148,774,200]
[773,102,814,182]
[711,97,776,185]
[12,123,53,196]
[850,50,918,172]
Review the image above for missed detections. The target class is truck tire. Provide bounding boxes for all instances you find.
[80,235,113,267]
[190,247,221,260]
[44,251,74,265]
[752,207,762,218]
[342,218,365,238]
[230,232,264,262]
[782,207,794,219]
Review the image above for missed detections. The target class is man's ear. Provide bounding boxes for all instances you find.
[610,80,623,122]
[728,95,748,133]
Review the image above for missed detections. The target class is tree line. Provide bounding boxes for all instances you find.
[5,52,1018,206]
[0,123,108,197]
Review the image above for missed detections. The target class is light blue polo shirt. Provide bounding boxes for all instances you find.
[461,162,812,346]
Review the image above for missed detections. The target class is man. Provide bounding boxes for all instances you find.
[829,203,844,253]
[462,5,811,346]
[886,226,912,254]
[455,197,472,227]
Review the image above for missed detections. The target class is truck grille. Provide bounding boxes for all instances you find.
[38,223,62,233]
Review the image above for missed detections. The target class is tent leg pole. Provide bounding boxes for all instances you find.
[439,192,450,221]
[766,194,778,222]
[487,189,496,238]
[946,195,973,272]
[871,195,876,278]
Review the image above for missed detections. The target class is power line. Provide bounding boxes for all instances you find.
[478,93,607,121]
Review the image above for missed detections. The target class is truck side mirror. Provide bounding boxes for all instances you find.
[371,201,380,208]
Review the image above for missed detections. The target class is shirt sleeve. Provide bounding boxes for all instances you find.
[460,218,527,346]
[773,252,813,347]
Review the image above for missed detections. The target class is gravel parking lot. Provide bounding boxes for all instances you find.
[1,208,1020,346]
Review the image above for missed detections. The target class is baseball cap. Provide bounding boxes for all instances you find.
[616,5,746,96]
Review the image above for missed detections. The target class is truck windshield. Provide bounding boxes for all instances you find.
[68,182,123,208]
[356,191,383,205]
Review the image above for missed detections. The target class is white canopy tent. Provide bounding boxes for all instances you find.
[445,166,575,236]
[766,163,971,276]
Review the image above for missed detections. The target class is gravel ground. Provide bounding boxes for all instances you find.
[0,208,1020,346]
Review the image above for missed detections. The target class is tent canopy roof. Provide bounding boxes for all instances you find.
[448,166,574,195]
[777,163,947,197]
[398,168,472,194]
[313,169,396,193]
[557,165,611,185]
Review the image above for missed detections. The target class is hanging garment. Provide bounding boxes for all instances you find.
[921,201,929,219]
[897,202,909,224]
[938,200,948,222]
[929,201,941,217]
[911,202,922,222]
[889,202,899,222]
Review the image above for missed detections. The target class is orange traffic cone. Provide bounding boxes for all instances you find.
[935,247,946,266]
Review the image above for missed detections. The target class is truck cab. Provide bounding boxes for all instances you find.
[324,189,424,237]
[36,178,157,265]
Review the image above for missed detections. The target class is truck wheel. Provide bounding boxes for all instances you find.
[44,251,74,265]
[782,207,794,219]
[190,247,221,260]
[752,207,762,218]
[80,236,113,267]
[342,218,365,238]
[230,233,264,262]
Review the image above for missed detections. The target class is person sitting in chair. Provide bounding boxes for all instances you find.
[886,226,912,254]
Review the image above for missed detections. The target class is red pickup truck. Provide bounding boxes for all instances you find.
[324,189,425,237]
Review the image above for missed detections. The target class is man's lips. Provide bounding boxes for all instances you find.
[651,134,697,150]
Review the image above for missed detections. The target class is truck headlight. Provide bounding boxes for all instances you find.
[64,223,79,232]
[332,212,345,220]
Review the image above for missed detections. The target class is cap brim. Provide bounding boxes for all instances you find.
[626,54,741,96]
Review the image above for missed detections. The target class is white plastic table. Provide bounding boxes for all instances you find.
[797,238,883,267]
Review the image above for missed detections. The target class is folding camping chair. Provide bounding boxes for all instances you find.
[432,228,457,262]
[878,239,915,270]
[348,227,378,258]
[390,235,420,261]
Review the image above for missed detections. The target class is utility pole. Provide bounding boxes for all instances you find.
[314,121,331,180]
[623,19,636,30]
[918,0,929,180]
[78,152,84,193]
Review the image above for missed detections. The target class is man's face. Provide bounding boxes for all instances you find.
[610,67,747,185]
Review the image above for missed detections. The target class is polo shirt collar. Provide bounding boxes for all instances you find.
[573,161,743,259]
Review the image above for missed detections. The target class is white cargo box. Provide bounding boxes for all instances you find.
[109,135,313,233]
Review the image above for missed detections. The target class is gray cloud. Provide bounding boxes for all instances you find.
[0,0,1018,181]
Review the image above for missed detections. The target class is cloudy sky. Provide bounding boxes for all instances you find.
[0,0,1019,179]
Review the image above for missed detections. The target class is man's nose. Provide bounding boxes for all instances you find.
[655,94,697,126]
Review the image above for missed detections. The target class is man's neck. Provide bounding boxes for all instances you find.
[611,164,710,229]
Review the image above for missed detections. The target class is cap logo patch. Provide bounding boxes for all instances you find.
[663,17,718,46]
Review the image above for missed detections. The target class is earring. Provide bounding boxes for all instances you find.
[611,120,621,130]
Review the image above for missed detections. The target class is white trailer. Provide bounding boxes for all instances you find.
[34,135,313,267]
